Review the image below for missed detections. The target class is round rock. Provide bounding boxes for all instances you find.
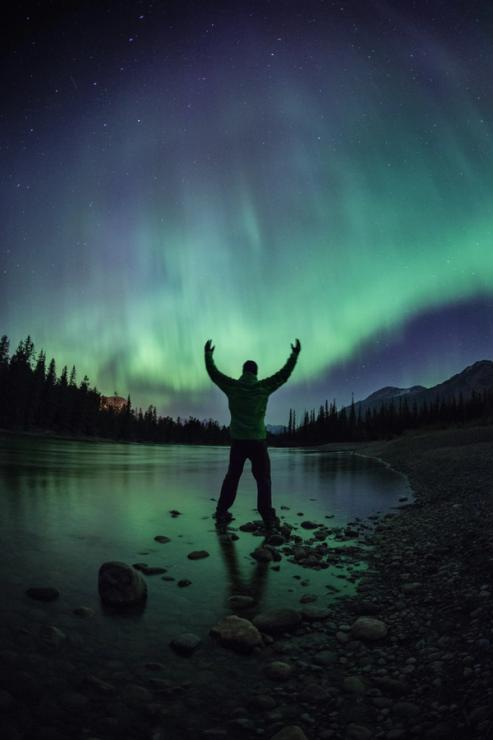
[252,608,302,634]
[98,561,147,606]
[139,566,167,575]
[263,661,294,681]
[350,616,388,641]
[187,550,210,560]
[210,615,263,653]
[301,606,330,621]
[169,633,202,656]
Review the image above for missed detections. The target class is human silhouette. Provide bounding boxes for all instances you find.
[204,338,301,529]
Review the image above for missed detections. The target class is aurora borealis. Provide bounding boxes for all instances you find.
[2,1,493,425]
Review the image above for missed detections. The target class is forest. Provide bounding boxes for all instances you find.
[280,387,493,445]
[1,334,492,447]
[0,335,229,444]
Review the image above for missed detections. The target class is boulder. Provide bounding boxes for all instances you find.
[252,608,301,634]
[210,615,263,653]
[98,561,147,606]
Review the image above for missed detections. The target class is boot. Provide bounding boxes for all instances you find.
[263,508,280,531]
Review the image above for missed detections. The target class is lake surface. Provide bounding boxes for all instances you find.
[0,434,411,671]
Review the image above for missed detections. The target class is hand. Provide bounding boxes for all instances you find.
[291,338,301,355]
[204,339,215,353]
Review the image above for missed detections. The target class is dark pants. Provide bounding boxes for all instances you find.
[217,439,273,520]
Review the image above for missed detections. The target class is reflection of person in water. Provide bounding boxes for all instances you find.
[204,338,301,530]
[216,530,270,609]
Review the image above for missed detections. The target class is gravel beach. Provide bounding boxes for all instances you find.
[1,425,492,740]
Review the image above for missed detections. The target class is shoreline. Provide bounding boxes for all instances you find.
[334,424,493,739]
[1,425,492,738]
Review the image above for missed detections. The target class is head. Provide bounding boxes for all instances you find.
[242,360,258,375]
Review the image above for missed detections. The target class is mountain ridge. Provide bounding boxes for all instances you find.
[349,359,493,415]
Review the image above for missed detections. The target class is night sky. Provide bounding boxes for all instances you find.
[2,1,493,426]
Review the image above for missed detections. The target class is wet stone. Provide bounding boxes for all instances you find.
[169,633,201,656]
[350,616,388,641]
[139,566,167,575]
[98,561,147,606]
[343,676,366,694]
[299,593,317,603]
[263,661,294,681]
[301,606,331,621]
[187,550,210,560]
[210,615,263,654]
[253,608,302,634]
[249,694,277,711]
[266,533,286,546]
[251,547,274,562]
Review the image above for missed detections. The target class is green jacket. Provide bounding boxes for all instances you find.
[205,349,298,440]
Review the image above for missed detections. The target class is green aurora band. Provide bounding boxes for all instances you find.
[3,7,493,417]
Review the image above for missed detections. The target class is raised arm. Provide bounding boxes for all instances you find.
[204,339,235,393]
[259,339,301,394]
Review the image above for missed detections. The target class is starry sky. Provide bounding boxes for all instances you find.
[2,0,493,426]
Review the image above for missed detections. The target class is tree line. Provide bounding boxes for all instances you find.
[0,335,229,444]
[280,389,493,445]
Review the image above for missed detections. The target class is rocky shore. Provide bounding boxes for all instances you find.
[1,425,492,740]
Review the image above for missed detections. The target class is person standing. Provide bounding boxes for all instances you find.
[204,338,301,529]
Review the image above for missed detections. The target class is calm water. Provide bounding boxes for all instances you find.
[0,434,411,667]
